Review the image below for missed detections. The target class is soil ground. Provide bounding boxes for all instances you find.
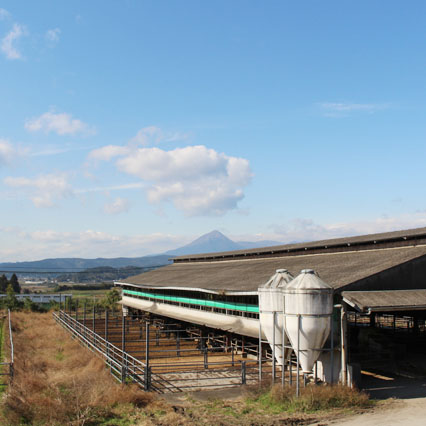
[330,372,426,426]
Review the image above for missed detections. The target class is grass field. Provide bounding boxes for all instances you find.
[57,288,109,299]
[0,311,374,426]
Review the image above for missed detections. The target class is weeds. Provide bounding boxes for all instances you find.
[1,312,154,425]
[246,383,372,414]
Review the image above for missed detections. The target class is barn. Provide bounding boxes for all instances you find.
[116,227,426,384]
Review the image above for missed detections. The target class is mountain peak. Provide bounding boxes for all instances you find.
[190,230,230,243]
[166,230,240,256]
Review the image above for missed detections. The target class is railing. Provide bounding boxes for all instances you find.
[54,310,268,393]
[0,309,14,384]
[53,310,179,393]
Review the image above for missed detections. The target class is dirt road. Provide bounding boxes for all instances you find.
[331,397,426,426]
[330,373,426,426]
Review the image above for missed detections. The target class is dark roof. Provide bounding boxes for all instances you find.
[342,289,426,312]
[172,227,426,262]
[121,244,426,293]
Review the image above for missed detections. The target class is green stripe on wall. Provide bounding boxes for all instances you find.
[122,289,259,313]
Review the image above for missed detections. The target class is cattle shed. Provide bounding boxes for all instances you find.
[116,226,426,383]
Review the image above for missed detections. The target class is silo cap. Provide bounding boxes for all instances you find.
[301,269,316,274]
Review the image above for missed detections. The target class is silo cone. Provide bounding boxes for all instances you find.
[258,269,294,366]
[284,269,333,373]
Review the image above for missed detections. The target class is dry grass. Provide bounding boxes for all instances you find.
[1,312,157,425]
[246,382,371,414]
[0,312,373,426]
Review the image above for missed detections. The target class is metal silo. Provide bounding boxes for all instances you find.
[283,269,333,374]
[258,269,294,369]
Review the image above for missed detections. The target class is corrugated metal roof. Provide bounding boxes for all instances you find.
[342,289,426,312]
[122,244,426,293]
[172,226,426,262]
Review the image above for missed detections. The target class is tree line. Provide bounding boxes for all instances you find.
[0,273,21,294]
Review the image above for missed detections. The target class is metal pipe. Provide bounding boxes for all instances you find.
[122,314,126,353]
[330,312,334,384]
[282,297,285,387]
[272,311,276,383]
[296,314,300,397]
[258,317,262,383]
[341,303,348,386]
[145,321,150,368]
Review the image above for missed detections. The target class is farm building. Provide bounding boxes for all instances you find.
[116,226,426,382]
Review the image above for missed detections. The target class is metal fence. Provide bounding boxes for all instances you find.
[54,309,273,393]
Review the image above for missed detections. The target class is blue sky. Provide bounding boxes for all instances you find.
[1,1,426,261]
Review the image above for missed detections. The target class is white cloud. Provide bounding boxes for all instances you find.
[88,145,131,162]
[129,126,188,146]
[76,182,145,194]
[45,28,60,45]
[25,111,94,136]
[1,23,26,60]
[262,213,426,245]
[0,227,191,261]
[0,139,15,165]
[4,173,73,207]
[89,143,252,216]
[103,197,129,214]
[0,8,10,20]
[320,102,390,117]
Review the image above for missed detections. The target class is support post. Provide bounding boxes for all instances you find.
[75,299,79,322]
[83,302,86,337]
[204,348,208,369]
[122,313,126,353]
[177,331,181,357]
[296,314,300,397]
[231,345,235,367]
[258,318,262,383]
[242,361,246,385]
[145,321,150,368]
[341,303,348,386]
[282,300,286,387]
[144,366,151,391]
[330,311,334,384]
[92,305,96,334]
[272,311,276,383]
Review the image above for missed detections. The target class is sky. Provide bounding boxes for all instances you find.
[1,1,426,261]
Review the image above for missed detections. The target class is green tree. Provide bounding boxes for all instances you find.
[0,274,8,293]
[4,284,19,310]
[10,273,21,294]
[101,288,121,310]
[23,296,35,312]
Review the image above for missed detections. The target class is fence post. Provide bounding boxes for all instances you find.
[145,321,150,368]
[144,366,151,391]
[241,361,246,385]
[83,302,86,339]
[204,348,208,369]
[122,314,126,353]
[92,305,96,345]
[176,331,181,357]
[121,353,127,384]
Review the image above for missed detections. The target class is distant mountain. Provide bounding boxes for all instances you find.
[166,230,282,257]
[0,254,171,274]
[165,230,241,256]
[0,231,283,276]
